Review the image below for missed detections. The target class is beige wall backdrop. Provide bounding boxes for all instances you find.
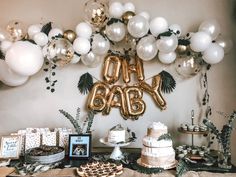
[0,0,236,164]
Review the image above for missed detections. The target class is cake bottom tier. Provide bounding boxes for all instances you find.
[141,153,176,168]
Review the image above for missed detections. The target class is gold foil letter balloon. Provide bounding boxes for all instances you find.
[122,56,145,83]
[103,55,121,84]
[123,86,146,119]
[87,82,110,112]
[139,74,166,110]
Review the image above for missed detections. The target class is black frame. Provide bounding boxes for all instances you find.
[68,134,91,159]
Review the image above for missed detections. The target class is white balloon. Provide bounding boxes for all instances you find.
[0,60,29,86]
[92,33,110,55]
[33,32,48,46]
[73,37,91,55]
[109,2,124,18]
[169,24,181,37]
[106,22,126,42]
[0,40,13,54]
[138,11,150,21]
[70,54,81,64]
[81,51,102,68]
[202,43,224,64]
[156,34,178,53]
[158,51,176,64]
[136,35,157,61]
[150,17,168,36]
[190,32,212,52]
[127,15,149,38]
[199,19,220,40]
[0,28,10,42]
[216,35,233,54]
[27,24,42,39]
[75,22,92,39]
[48,28,63,40]
[124,2,135,12]
[5,41,44,76]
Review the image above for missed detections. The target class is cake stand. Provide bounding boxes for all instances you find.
[99,138,131,160]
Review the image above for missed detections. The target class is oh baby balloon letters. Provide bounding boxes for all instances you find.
[87,54,166,120]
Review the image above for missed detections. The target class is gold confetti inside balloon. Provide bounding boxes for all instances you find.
[63,30,76,43]
[84,0,108,28]
[6,20,27,42]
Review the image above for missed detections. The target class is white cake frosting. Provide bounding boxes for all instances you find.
[107,124,125,143]
[143,136,173,148]
[148,122,167,130]
[142,147,175,157]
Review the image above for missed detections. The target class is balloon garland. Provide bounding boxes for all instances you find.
[0,0,233,90]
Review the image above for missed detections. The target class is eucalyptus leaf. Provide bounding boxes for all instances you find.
[159,71,176,94]
[78,72,94,95]
[41,22,52,35]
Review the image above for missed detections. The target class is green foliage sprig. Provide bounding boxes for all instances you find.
[157,133,172,141]
[159,71,176,94]
[78,72,94,95]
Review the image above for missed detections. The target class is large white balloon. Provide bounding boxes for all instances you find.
[136,35,157,61]
[156,34,178,53]
[199,19,220,40]
[150,17,168,36]
[33,32,48,46]
[109,2,124,18]
[48,28,63,40]
[190,32,212,52]
[0,40,13,54]
[158,51,176,64]
[202,43,224,64]
[124,2,135,12]
[75,22,92,39]
[5,41,44,76]
[169,24,182,37]
[106,22,126,42]
[27,24,42,39]
[127,15,149,38]
[216,35,233,54]
[0,60,29,86]
[92,33,110,55]
[73,37,91,55]
[81,51,102,68]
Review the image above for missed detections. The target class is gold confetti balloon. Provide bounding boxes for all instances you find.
[122,11,135,25]
[63,30,76,43]
[84,0,108,28]
[6,20,27,42]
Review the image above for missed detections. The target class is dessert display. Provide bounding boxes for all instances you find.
[107,124,126,143]
[77,161,123,177]
[140,122,176,169]
[175,145,210,159]
[179,123,208,133]
[25,145,65,164]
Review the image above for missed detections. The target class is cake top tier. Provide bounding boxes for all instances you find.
[148,122,167,131]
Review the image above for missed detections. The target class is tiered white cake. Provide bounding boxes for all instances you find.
[140,122,176,168]
[107,124,126,143]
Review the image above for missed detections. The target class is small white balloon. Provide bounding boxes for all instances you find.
[75,22,92,39]
[202,43,224,64]
[127,15,149,38]
[109,2,124,18]
[48,28,63,40]
[138,11,150,21]
[73,37,91,55]
[190,31,212,52]
[33,32,48,46]
[27,24,42,39]
[123,2,135,12]
[70,54,81,64]
[150,17,168,36]
[216,35,233,54]
[92,33,110,55]
[0,28,10,42]
[106,22,126,42]
[0,60,29,86]
[158,51,177,64]
[5,41,44,76]
[199,19,220,40]
[156,34,178,53]
[0,40,13,54]
[169,24,181,37]
[81,51,102,68]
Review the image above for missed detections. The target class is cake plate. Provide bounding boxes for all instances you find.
[137,158,178,170]
[99,138,131,160]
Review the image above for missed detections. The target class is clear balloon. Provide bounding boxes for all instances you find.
[92,33,110,55]
[106,22,126,42]
[0,28,11,42]
[73,37,91,55]
[175,55,203,78]
[84,0,108,28]
[44,38,74,67]
[81,51,103,68]
[0,60,29,86]
[158,51,176,64]
[190,31,212,52]
[5,41,44,76]
[156,34,178,53]
[150,17,168,36]
[202,43,224,64]
[137,35,157,61]
[109,1,124,18]
[216,35,233,54]
[199,19,220,40]
[127,15,149,38]
[6,20,27,41]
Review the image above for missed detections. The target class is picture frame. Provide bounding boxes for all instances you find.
[0,135,21,159]
[68,134,91,159]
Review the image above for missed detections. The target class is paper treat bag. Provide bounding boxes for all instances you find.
[42,131,57,146]
[25,132,41,151]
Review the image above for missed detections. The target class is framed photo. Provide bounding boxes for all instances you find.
[68,134,91,159]
[0,135,21,159]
